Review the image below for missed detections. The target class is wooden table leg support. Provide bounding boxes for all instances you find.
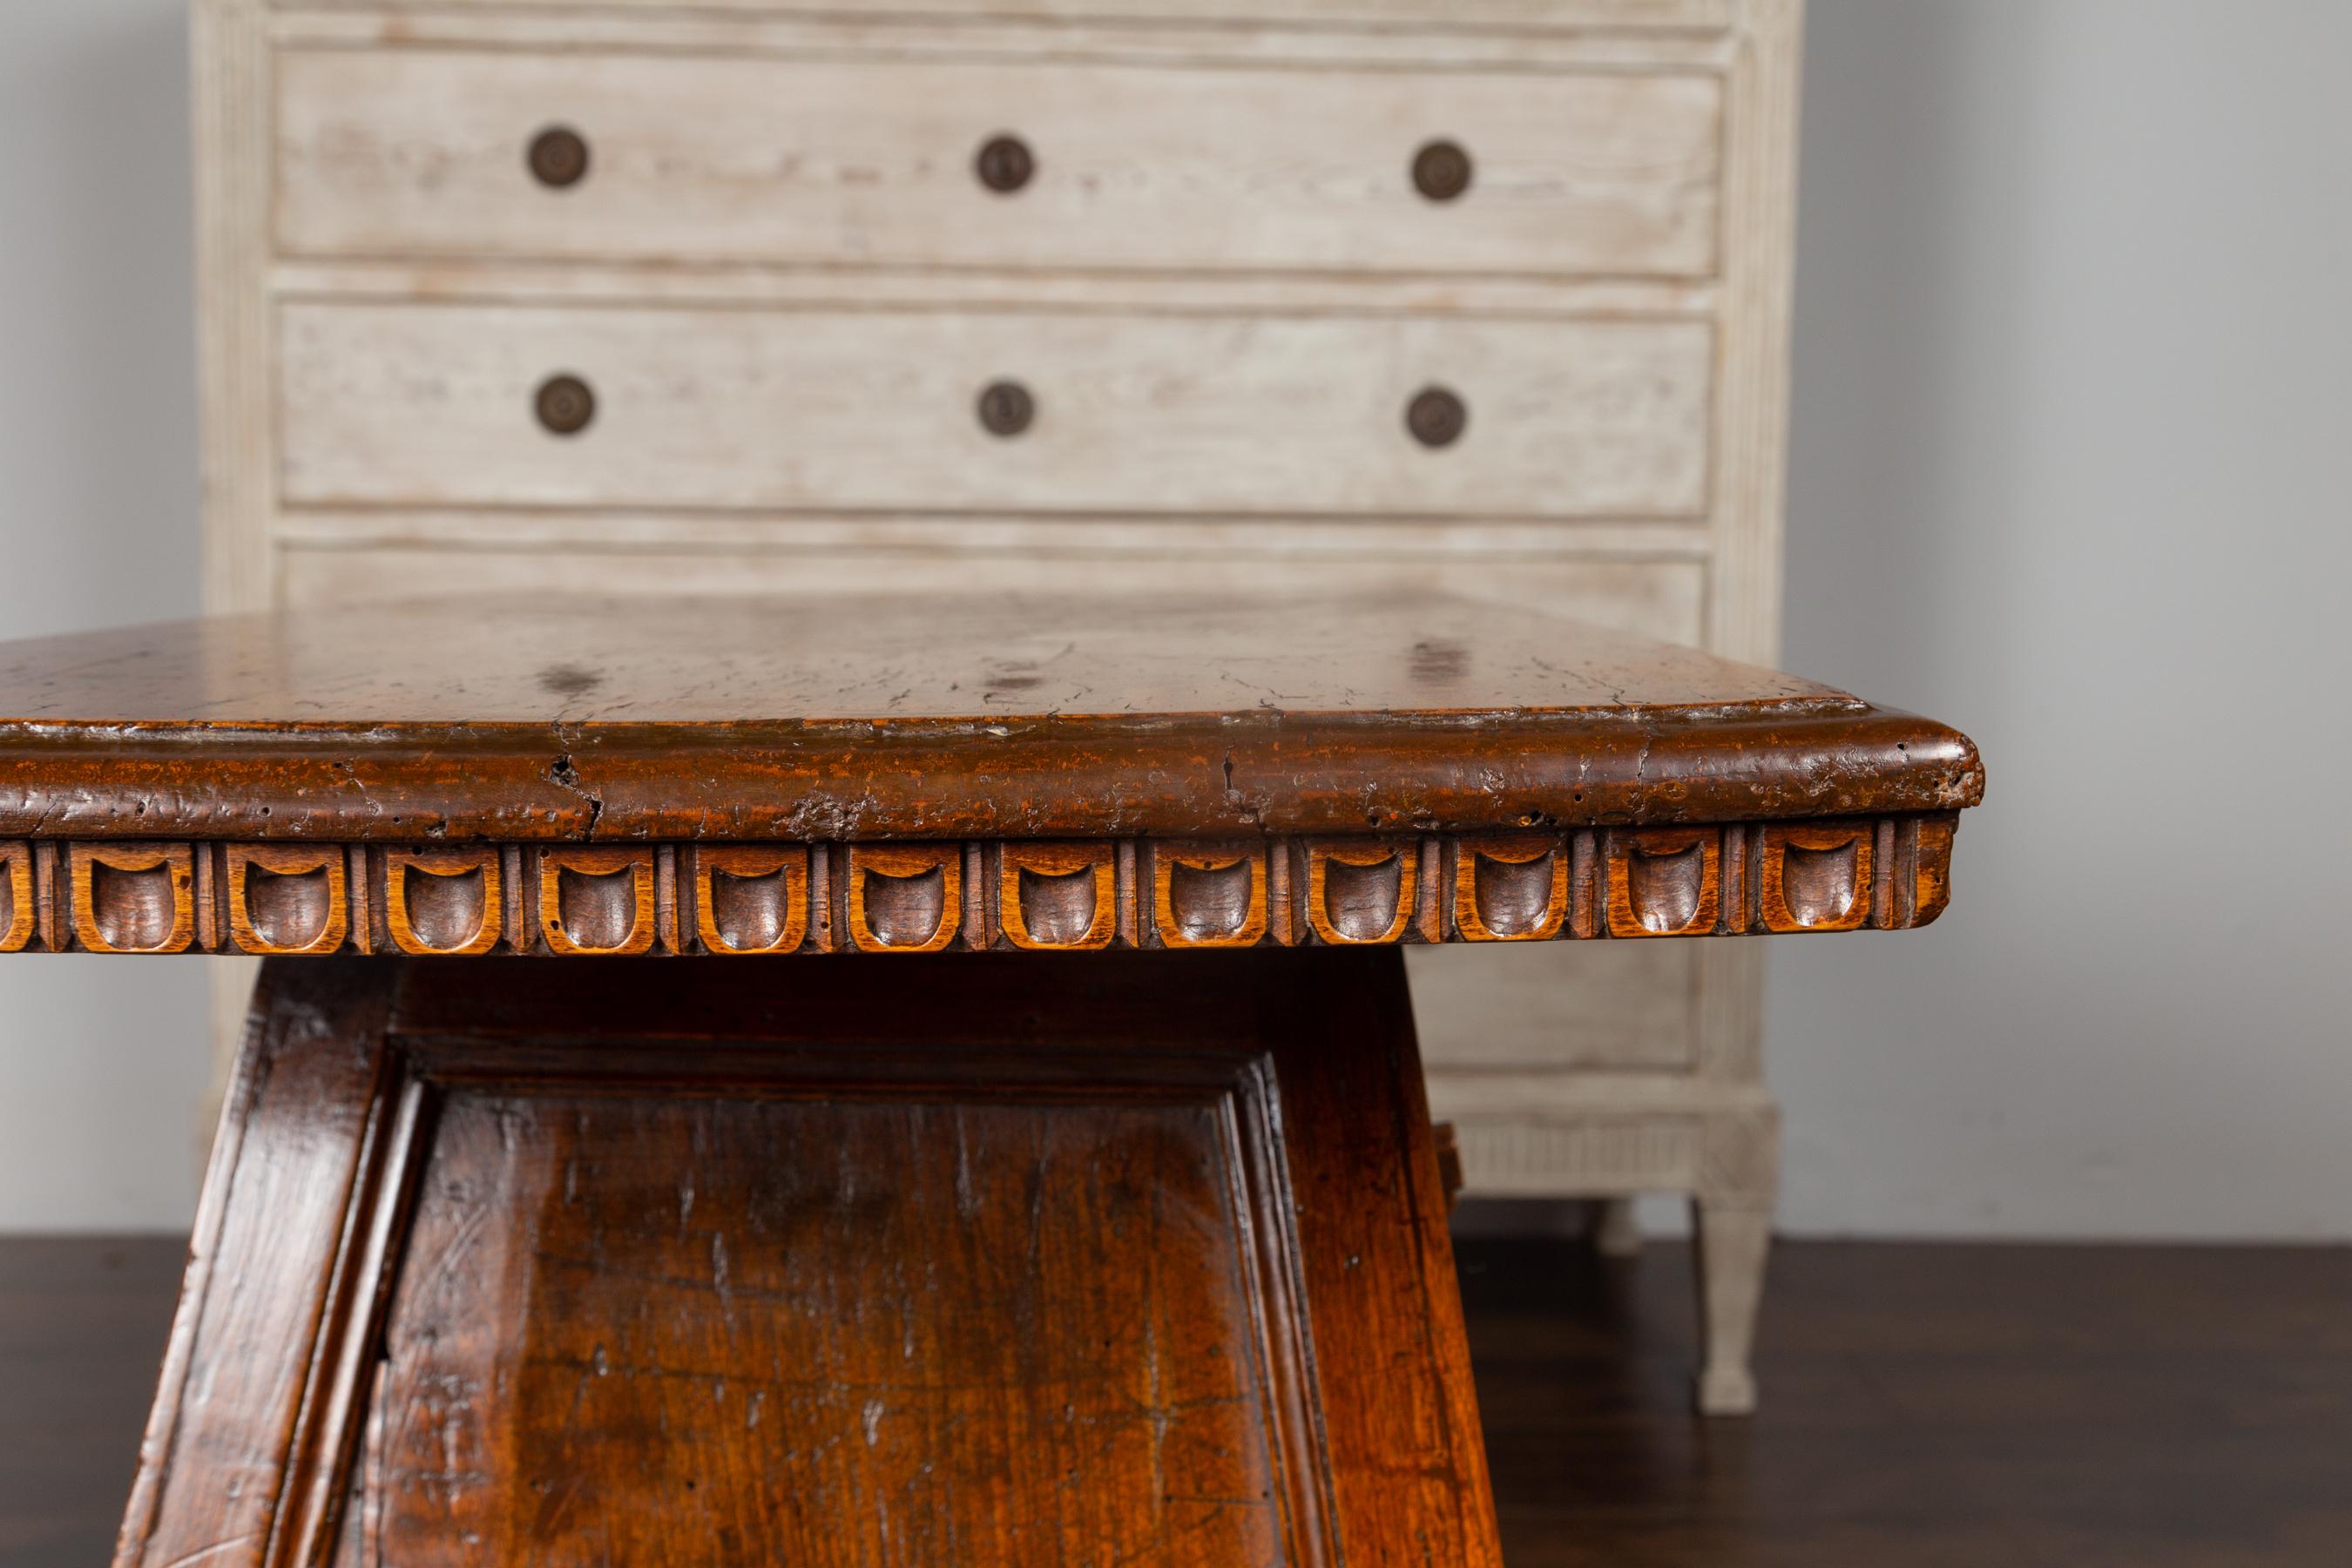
[118,950,1501,1568]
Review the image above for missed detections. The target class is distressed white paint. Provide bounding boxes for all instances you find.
[277,48,1722,277]
[277,304,1714,517]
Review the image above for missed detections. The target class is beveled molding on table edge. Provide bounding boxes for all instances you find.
[0,706,1984,844]
[0,816,1957,956]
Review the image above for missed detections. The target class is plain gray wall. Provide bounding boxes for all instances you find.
[0,0,210,1230]
[1771,0,2351,1237]
[0,0,2345,1235]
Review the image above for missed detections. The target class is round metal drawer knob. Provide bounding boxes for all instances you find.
[528,125,591,190]
[535,375,597,436]
[1411,139,1473,202]
[977,380,1035,437]
[975,134,1035,194]
[1406,386,1467,449]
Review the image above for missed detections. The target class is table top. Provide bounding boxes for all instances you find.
[0,594,1981,956]
[0,593,1977,841]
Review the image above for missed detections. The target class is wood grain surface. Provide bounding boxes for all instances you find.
[114,951,1501,1568]
[0,594,1981,844]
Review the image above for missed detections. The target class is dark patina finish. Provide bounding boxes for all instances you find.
[0,593,1983,844]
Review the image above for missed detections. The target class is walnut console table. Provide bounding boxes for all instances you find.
[0,593,1981,1568]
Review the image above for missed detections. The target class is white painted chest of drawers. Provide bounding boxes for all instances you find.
[194,0,1802,1411]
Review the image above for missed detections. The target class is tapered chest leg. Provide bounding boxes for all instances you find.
[117,951,1500,1568]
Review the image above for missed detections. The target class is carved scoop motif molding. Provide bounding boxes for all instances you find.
[556,868,636,949]
[0,848,22,953]
[91,862,180,950]
[70,845,195,955]
[1167,861,1252,941]
[695,847,808,956]
[1759,824,1876,934]
[848,847,963,953]
[228,847,349,956]
[995,843,1118,950]
[224,850,345,950]
[1630,845,1705,932]
[1016,867,1097,945]
[1306,841,1416,946]
[404,866,486,950]
[864,868,946,947]
[711,868,792,951]
[1607,831,1720,938]
[1322,855,1404,940]
[1154,844,1266,949]
[386,851,502,956]
[0,817,1960,956]
[1457,838,1568,942]
[540,849,657,956]
[1781,845,1857,926]
[247,867,334,948]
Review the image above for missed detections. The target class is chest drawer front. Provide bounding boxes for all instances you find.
[278,303,1712,517]
[298,1,1737,20]
[276,49,1721,279]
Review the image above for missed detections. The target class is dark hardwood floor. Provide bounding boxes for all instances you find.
[6,1233,2349,1566]
[0,1239,184,1568]
[1461,1235,2352,1566]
